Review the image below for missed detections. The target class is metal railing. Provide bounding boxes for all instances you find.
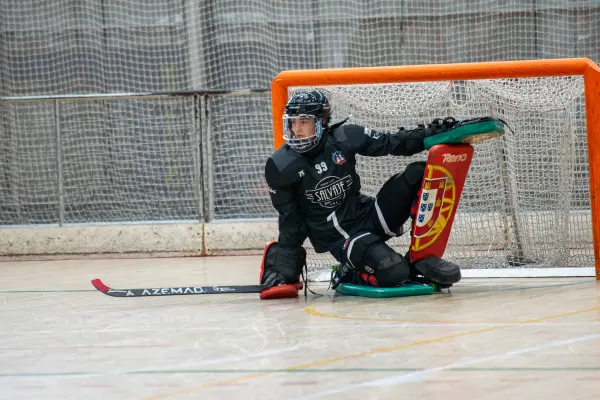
[0,89,275,226]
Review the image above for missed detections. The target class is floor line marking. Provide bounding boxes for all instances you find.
[304,304,600,325]
[304,306,488,323]
[13,345,300,382]
[5,366,600,378]
[292,333,600,399]
[0,290,95,293]
[138,304,600,400]
[2,321,598,337]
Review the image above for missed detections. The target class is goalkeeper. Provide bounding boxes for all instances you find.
[259,90,461,299]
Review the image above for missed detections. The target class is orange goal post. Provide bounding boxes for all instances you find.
[271,58,600,281]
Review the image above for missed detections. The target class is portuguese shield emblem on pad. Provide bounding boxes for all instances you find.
[412,165,456,251]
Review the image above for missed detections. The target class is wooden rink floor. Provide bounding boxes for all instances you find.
[1,256,599,400]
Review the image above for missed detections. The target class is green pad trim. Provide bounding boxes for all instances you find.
[336,283,433,298]
[424,118,504,150]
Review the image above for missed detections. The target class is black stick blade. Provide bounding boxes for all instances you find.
[91,279,264,297]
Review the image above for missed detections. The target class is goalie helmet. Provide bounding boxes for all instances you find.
[283,90,331,153]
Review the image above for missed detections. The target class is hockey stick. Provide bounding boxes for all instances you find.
[91,279,264,298]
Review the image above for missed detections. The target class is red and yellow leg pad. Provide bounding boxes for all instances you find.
[409,144,474,262]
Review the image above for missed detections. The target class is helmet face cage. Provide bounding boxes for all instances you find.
[283,114,323,153]
[282,90,331,153]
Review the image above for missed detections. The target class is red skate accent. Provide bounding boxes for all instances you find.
[259,284,300,300]
[360,272,378,286]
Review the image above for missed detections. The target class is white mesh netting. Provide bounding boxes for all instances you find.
[0,1,597,273]
[1,1,599,95]
[293,77,592,279]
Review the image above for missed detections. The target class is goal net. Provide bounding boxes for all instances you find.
[282,73,595,281]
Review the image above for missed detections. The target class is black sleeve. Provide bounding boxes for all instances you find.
[264,158,308,250]
[341,124,428,157]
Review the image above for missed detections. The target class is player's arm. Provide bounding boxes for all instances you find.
[341,118,457,157]
[263,158,308,287]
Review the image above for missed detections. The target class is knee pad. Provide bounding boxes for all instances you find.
[404,161,426,187]
[344,232,410,286]
[376,264,410,287]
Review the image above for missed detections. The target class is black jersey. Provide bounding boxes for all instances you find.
[265,123,425,255]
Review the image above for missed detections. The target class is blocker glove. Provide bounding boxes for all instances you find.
[397,117,459,154]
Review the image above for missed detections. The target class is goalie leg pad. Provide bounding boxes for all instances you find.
[409,144,474,261]
[259,240,304,300]
[345,232,410,287]
[412,256,461,285]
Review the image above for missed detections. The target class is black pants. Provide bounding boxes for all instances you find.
[330,161,426,264]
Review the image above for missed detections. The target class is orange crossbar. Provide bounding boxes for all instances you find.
[270,58,600,280]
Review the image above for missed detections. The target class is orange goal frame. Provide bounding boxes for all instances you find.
[270,58,600,280]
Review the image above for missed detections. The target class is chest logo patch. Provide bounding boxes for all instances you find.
[305,175,353,209]
[332,151,346,165]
